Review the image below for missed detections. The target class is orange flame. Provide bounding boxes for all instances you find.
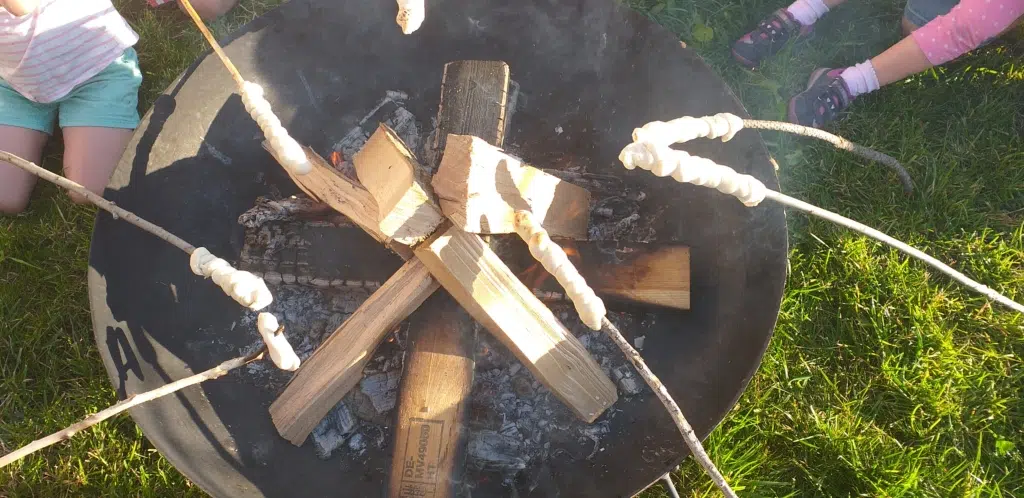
[520,262,550,290]
[518,240,581,290]
[329,150,343,167]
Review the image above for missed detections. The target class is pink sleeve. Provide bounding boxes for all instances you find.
[912,0,1024,65]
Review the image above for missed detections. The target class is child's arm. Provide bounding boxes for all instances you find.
[1,0,40,16]
[912,0,1024,65]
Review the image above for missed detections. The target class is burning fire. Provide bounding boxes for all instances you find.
[519,240,581,289]
[329,150,344,167]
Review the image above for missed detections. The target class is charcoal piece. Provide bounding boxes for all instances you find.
[467,430,528,474]
[310,402,357,460]
[359,371,400,413]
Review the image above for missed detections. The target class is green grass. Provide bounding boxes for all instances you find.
[1,0,1022,496]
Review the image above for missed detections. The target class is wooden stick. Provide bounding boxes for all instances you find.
[510,206,730,491]
[0,151,195,254]
[0,349,266,469]
[741,119,913,194]
[269,259,440,445]
[177,0,246,89]
[601,318,738,498]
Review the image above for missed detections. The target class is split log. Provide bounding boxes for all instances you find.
[414,225,617,422]
[432,60,510,154]
[269,258,439,445]
[388,58,507,498]
[588,246,690,310]
[388,295,475,498]
[432,134,590,240]
[353,124,444,246]
[518,243,691,311]
[260,142,416,258]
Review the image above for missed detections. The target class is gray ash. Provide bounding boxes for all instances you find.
[228,264,651,480]
[587,190,656,243]
[331,90,421,179]
[237,283,370,388]
[229,211,653,484]
[230,282,407,462]
[237,196,337,229]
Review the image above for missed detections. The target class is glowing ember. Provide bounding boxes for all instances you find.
[329,150,344,167]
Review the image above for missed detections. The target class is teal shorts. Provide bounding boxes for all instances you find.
[0,47,142,135]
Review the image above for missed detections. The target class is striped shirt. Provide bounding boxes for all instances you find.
[0,0,139,103]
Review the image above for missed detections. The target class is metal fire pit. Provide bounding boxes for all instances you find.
[87,0,788,496]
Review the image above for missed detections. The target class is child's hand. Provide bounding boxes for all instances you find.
[1,0,40,16]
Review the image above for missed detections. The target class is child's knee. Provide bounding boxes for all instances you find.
[0,193,31,214]
[62,164,109,205]
[67,190,92,205]
[0,162,39,215]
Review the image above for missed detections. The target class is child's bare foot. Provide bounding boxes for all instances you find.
[732,10,812,69]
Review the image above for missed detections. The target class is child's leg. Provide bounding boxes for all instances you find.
[56,48,142,203]
[0,79,56,214]
[788,1,1024,127]
[0,126,49,214]
[788,0,847,25]
[732,0,847,69]
[869,2,1024,86]
[61,127,134,203]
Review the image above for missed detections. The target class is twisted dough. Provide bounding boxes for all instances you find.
[257,313,301,371]
[240,82,312,175]
[619,140,767,207]
[632,112,745,147]
[395,0,425,34]
[190,247,274,311]
[514,211,605,330]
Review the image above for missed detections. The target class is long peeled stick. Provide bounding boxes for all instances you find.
[632,112,914,193]
[0,151,193,253]
[0,349,266,469]
[618,139,1024,315]
[0,151,300,369]
[0,151,269,310]
[177,0,311,176]
[512,211,738,498]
